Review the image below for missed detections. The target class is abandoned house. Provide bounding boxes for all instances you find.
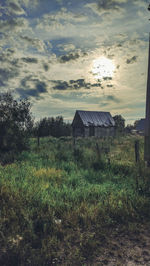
[135,119,145,135]
[72,110,115,137]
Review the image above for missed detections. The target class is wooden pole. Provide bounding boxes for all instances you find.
[135,140,140,190]
[144,34,150,167]
[135,140,140,163]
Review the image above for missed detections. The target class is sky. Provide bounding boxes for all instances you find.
[0,0,150,124]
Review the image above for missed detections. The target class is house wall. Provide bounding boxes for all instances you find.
[73,126,115,137]
[84,127,89,137]
[72,111,85,137]
[84,126,115,137]
[73,126,84,137]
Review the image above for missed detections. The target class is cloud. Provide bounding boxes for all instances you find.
[126,56,138,64]
[106,95,120,103]
[20,35,50,52]
[0,17,28,33]
[17,76,47,98]
[6,0,26,16]
[85,0,127,17]
[97,0,128,12]
[57,43,75,52]
[59,52,80,63]
[0,67,19,84]
[36,7,87,33]
[103,77,112,80]
[21,57,38,63]
[43,63,49,71]
[52,79,102,90]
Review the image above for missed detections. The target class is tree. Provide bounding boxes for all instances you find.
[0,92,33,153]
[133,120,140,129]
[113,115,125,134]
[125,124,134,134]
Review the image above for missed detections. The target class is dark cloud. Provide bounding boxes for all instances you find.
[17,88,41,99]
[107,84,113,87]
[106,95,120,103]
[97,0,127,12]
[7,1,26,15]
[59,51,88,63]
[103,77,112,80]
[22,57,38,63]
[17,76,47,98]
[52,79,102,90]
[0,67,19,84]
[36,81,47,93]
[0,49,20,68]
[59,52,80,63]
[52,80,69,90]
[43,63,49,71]
[20,76,31,87]
[126,56,138,64]
[0,18,27,32]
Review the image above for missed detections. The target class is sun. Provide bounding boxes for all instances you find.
[92,57,115,80]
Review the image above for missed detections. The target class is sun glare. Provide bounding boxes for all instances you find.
[92,57,115,80]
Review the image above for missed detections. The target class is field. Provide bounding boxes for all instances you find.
[0,135,150,265]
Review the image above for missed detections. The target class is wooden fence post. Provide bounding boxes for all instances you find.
[135,140,140,163]
[134,140,140,190]
[73,137,76,147]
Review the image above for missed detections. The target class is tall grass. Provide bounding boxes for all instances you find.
[0,135,150,265]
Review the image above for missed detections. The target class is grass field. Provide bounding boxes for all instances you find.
[0,135,150,265]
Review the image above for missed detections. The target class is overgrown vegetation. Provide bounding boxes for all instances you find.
[0,135,150,265]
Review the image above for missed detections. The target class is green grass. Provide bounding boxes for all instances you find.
[0,135,150,265]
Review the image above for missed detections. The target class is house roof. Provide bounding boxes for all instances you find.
[135,119,145,132]
[73,110,115,127]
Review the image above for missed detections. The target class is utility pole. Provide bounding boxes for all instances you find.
[144,5,150,166]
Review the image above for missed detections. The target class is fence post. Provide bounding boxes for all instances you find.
[135,140,140,163]
[73,137,76,149]
[134,140,140,190]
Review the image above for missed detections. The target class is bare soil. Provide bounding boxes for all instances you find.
[93,223,150,266]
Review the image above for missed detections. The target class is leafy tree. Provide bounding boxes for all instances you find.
[134,120,140,128]
[125,124,134,134]
[113,115,125,134]
[0,92,33,153]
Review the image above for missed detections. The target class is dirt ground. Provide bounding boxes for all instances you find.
[93,223,150,266]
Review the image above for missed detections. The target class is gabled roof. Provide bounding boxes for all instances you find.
[73,110,115,127]
[135,119,145,132]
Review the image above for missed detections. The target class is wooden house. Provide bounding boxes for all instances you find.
[135,119,145,135]
[72,110,115,137]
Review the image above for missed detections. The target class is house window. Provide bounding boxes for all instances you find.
[89,126,95,136]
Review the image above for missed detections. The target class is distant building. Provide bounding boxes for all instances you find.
[72,110,115,137]
[135,119,145,135]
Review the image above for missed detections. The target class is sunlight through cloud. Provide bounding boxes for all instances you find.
[92,57,116,79]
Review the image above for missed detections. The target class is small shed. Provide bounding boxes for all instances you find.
[72,110,115,137]
[135,119,145,135]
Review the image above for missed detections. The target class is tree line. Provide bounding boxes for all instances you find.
[33,116,71,139]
